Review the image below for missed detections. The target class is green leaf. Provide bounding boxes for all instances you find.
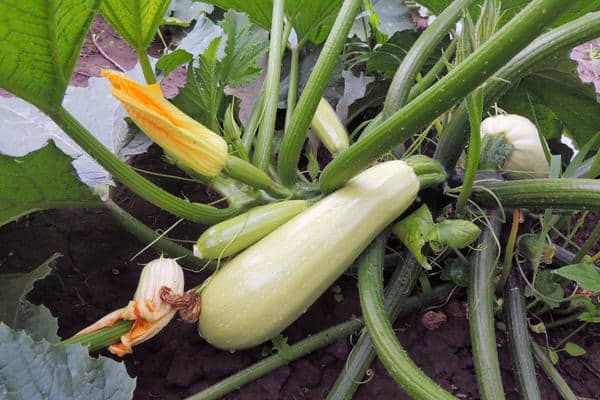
[579,311,600,323]
[0,254,61,342]
[549,349,559,365]
[0,142,101,227]
[440,257,470,287]
[425,219,481,251]
[219,11,269,87]
[156,49,194,76]
[553,263,600,292]
[101,0,171,51]
[392,204,434,269]
[529,270,564,309]
[172,38,222,131]
[565,342,586,357]
[0,324,136,399]
[0,0,101,112]
[271,334,294,361]
[204,0,344,45]
[516,51,600,148]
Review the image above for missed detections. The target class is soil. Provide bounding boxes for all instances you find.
[2,14,600,400]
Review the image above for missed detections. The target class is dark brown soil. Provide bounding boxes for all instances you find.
[2,14,600,400]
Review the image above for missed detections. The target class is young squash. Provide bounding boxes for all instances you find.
[198,160,420,350]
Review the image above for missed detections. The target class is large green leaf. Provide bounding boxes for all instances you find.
[101,0,171,51]
[502,51,600,147]
[201,0,344,45]
[0,142,101,227]
[554,264,600,292]
[0,254,61,342]
[0,324,136,399]
[0,0,101,112]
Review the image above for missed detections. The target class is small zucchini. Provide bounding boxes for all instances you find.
[194,200,310,259]
[198,160,420,350]
[311,98,350,154]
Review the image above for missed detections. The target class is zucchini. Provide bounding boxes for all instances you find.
[198,160,419,350]
[311,98,350,154]
[194,200,310,259]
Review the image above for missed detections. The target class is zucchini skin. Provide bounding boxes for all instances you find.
[198,160,419,350]
[195,200,310,259]
[311,98,350,154]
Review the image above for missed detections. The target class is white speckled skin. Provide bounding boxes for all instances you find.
[198,161,419,350]
[480,114,550,179]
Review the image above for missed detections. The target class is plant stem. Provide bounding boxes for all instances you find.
[358,235,457,399]
[50,106,239,224]
[505,270,542,400]
[224,156,292,198]
[469,213,505,400]
[242,89,265,152]
[320,0,571,193]
[285,45,300,131]
[103,199,208,270]
[545,313,583,329]
[496,208,521,292]
[408,36,458,101]
[327,255,422,400]
[382,0,475,119]
[434,11,600,171]
[253,0,285,170]
[185,286,453,400]
[530,341,578,400]
[60,320,133,352]
[472,179,600,212]
[277,0,362,186]
[138,50,157,84]
[571,221,600,263]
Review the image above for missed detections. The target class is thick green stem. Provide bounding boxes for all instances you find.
[469,213,505,400]
[382,0,475,119]
[103,199,208,270]
[327,255,422,400]
[285,46,300,131]
[138,50,157,84]
[530,341,578,400]
[60,320,133,352]
[405,155,448,189]
[434,11,600,171]
[253,0,285,170]
[224,156,292,198]
[505,270,542,400]
[277,0,362,186]
[50,106,239,224]
[572,222,600,263]
[319,0,575,193]
[242,89,265,152]
[472,179,600,212]
[545,313,583,329]
[358,235,457,399]
[185,285,453,400]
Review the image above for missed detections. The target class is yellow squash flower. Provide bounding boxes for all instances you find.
[102,70,228,177]
[75,258,185,357]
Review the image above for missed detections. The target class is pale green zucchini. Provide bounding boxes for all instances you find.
[194,200,310,259]
[198,160,419,350]
[310,97,350,154]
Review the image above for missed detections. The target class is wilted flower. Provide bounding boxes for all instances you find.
[570,39,600,93]
[102,70,228,176]
[75,258,185,356]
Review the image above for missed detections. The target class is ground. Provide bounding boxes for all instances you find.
[2,15,600,400]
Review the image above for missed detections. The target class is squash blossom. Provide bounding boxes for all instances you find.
[102,70,228,176]
[75,257,185,357]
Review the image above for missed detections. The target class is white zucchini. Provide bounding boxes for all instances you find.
[198,160,419,350]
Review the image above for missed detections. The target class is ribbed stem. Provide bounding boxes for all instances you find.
[358,235,457,399]
[242,89,265,152]
[472,179,600,212]
[104,199,208,270]
[285,46,300,130]
[185,284,453,400]
[50,106,239,224]
[469,213,505,400]
[253,0,285,170]
[434,11,600,171]
[60,320,133,352]
[327,256,422,400]
[138,50,157,84]
[277,0,362,185]
[382,0,475,119]
[319,0,576,193]
[224,156,292,198]
[405,155,447,189]
[505,270,542,400]
[530,341,577,400]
